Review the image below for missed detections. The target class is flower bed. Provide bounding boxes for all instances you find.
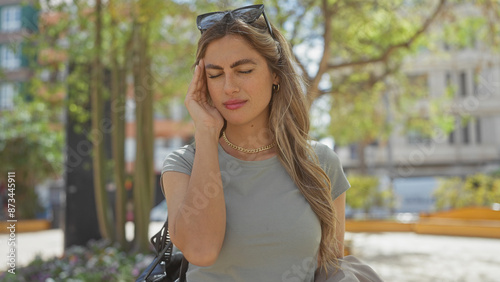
[0,240,154,281]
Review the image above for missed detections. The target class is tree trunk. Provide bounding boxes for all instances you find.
[109,0,128,247]
[306,0,335,109]
[132,22,154,253]
[91,0,114,240]
[357,140,369,175]
[111,54,127,247]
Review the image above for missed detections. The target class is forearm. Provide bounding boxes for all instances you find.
[334,192,346,258]
[174,128,226,265]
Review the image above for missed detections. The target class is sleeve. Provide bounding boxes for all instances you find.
[159,144,196,198]
[313,142,350,200]
[161,144,196,177]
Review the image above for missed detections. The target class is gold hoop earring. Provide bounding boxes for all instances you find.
[272,83,280,93]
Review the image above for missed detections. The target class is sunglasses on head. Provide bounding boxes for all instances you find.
[196,4,274,38]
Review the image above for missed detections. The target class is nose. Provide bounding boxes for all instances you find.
[223,74,239,95]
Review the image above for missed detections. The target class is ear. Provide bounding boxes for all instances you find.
[272,73,280,85]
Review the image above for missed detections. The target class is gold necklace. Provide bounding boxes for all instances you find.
[222,131,276,154]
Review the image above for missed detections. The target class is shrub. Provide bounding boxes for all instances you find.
[433,173,500,210]
[346,175,395,217]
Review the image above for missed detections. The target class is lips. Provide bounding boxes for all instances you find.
[223,99,247,110]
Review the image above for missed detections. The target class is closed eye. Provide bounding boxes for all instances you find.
[240,69,253,74]
[208,73,222,79]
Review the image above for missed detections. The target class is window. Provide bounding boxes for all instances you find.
[462,122,469,144]
[349,144,358,160]
[473,71,479,96]
[407,129,431,145]
[1,6,22,32]
[475,118,481,144]
[445,72,453,97]
[0,83,16,110]
[0,45,21,70]
[445,72,451,87]
[443,42,450,51]
[459,71,467,97]
[448,130,455,144]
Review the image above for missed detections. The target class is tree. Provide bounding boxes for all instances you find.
[34,0,197,252]
[0,2,60,220]
[91,0,114,242]
[270,0,448,173]
[268,0,499,172]
[0,98,61,219]
[108,0,128,248]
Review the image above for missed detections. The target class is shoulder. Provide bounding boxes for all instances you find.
[310,140,350,199]
[162,143,196,175]
[310,140,341,169]
[173,142,196,156]
[167,143,196,161]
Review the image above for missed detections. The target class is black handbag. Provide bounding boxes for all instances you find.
[136,219,189,282]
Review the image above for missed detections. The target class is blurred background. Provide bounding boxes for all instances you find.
[0,0,499,281]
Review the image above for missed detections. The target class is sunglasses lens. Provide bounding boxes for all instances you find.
[196,5,272,37]
[198,13,225,31]
[232,7,262,23]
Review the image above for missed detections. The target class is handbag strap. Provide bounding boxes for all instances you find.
[143,241,173,280]
[179,256,189,281]
[145,217,189,282]
[150,218,171,256]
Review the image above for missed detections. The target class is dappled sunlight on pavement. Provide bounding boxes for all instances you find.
[348,232,500,282]
[0,229,64,271]
[2,225,499,281]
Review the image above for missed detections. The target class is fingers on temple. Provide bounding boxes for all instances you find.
[195,60,206,94]
[186,60,207,103]
[186,66,198,97]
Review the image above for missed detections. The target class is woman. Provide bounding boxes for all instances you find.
[161,4,350,281]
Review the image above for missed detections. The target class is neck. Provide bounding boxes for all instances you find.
[223,124,274,150]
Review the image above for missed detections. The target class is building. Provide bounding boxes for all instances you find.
[337,44,500,179]
[336,32,500,214]
[334,8,500,213]
[0,0,37,110]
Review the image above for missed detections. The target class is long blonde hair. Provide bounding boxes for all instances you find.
[194,13,339,271]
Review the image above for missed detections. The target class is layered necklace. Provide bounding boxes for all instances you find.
[222,131,276,154]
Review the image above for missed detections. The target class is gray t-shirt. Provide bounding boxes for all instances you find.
[161,141,350,282]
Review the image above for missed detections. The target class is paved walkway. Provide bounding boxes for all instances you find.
[346,232,500,282]
[1,224,500,281]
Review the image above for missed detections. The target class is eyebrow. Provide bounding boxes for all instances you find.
[205,58,257,70]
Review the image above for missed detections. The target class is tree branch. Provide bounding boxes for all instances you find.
[316,61,402,100]
[288,0,316,47]
[327,0,447,70]
[286,0,316,83]
[307,0,340,106]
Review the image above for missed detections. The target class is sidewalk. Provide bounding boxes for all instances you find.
[1,224,499,281]
[346,232,500,282]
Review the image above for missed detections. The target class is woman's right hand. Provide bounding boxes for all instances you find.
[184,59,224,132]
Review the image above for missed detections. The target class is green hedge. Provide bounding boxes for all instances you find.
[346,175,395,216]
[434,173,500,210]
